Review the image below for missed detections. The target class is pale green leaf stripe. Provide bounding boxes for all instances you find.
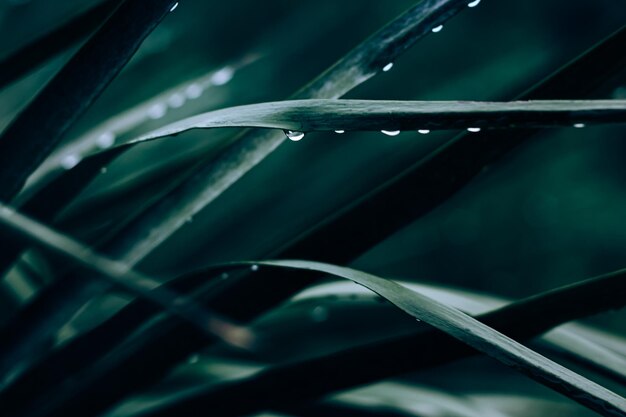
[0,203,253,349]
[235,260,626,417]
[125,99,626,146]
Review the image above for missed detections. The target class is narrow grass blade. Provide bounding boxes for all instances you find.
[22,99,625,182]
[0,203,253,382]
[125,98,626,144]
[0,0,121,89]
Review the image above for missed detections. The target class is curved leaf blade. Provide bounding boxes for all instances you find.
[132,260,626,417]
[127,99,626,144]
[259,260,626,417]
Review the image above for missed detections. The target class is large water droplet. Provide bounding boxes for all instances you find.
[573,123,585,128]
[148,103,166,119]
[382,62,394,72]
[432,25,444,33]
[418,129,430,135]
[381,130,400,136]
[250,264,259,272]
[96,132,115,149]
[285,130,305,141]
[61,154,81,170]
[335,130,345,134]
[467,127,481,133]
[169,2,179,12]
[185,83,203,99]
[210,67,234,86]
[467,0,481,7]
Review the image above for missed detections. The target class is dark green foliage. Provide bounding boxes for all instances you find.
[0,1,624,417]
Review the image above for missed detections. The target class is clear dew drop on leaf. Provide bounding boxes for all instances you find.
[381,130,400,136]
[167,93,186,108]
[185,83,203,99]
[61,154,81,170]
[96,132,115,149]
[210,67,235,86]
[148,103,167,120]
[285,130,305,141]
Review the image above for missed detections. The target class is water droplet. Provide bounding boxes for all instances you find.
[169,2,178,12]
[573,123,585,128]
[210,67,234,86]
[467,0,481,7]
[381,130,400,136]
[311,306,329,322]
[334,130,345,134]
[418,129,430,135]
[148,103,167,119]
[220,272,229,280]
[100,167,108,174]
[167,93,186,108]
[285,130,305,141]
[382,62,394,72]
[188,354,199,364]
[61,154,81,170]
[467,127,481,133]
[96,132,115,149]
[432,25,444,33]
[185,83,203,99]
[250,264,259,272]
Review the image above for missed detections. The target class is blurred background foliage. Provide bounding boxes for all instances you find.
[0,0,625,416]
